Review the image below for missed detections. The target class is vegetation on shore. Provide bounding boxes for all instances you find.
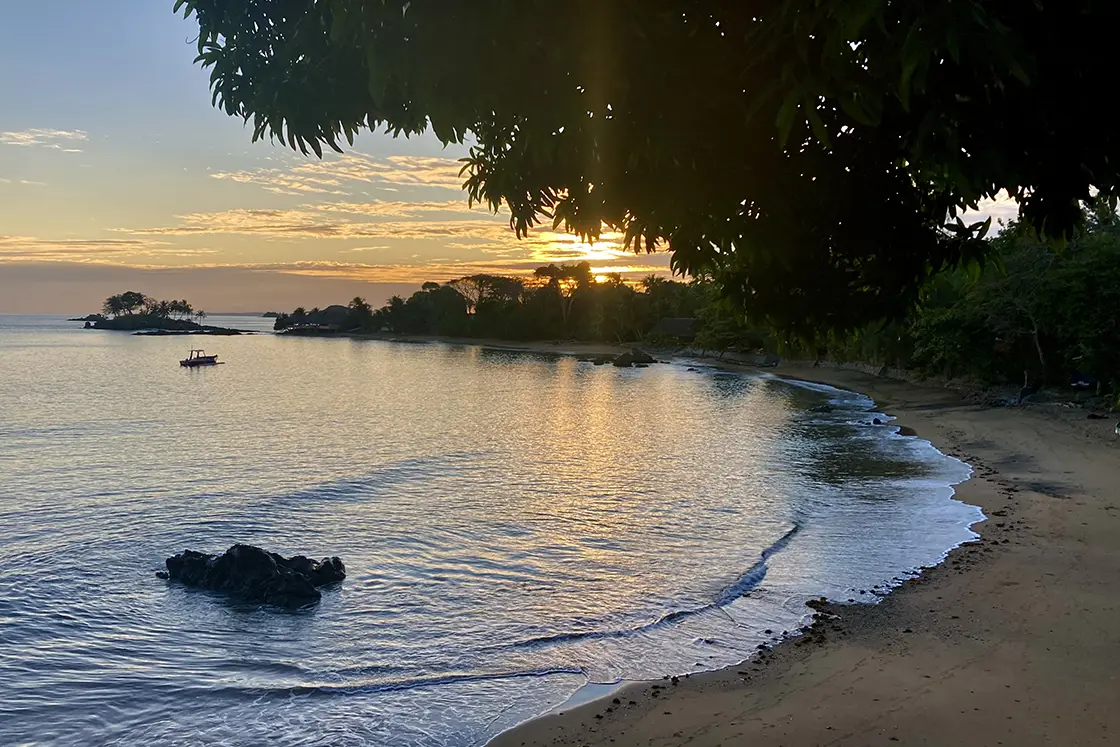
[177,3,1120,399]
[831,211,1120,397]
[87,292,221,332]
[181,1,1118,335]
[275,214,1120,401]
[273,262,711,344]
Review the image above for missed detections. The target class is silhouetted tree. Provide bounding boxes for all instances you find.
[346,296,374,330]
[178,0,1120,333]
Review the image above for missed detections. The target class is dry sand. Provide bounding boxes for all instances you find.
[490,363,1120,747]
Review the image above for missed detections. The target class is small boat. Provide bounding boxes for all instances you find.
[180,349,222,367]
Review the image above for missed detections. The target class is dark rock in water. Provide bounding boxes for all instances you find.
[612,352,635,367]
[873,418,884,425]
[161,544,345,608]
[809,404,834,413]
[629,349,656,364]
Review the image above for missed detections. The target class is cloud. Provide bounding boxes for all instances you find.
[120,206,635,267]
[211,171,348,196]
[961,191,1020,228]
[0,235,216,263]
[312,200,486,217]
[125,207,510,242]
[171,257,673,284]
[210,154,465,196]
[0,128,88,151]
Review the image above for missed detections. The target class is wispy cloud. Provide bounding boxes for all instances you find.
[210,154,465,196]
[312,200,485,217]
[0,235,216,263]
[124,207,509,241]
[211,170,348,196]
[0,128,88,151]
[0,177,48,186]
[120,206,632,266]
[163,257,672,284]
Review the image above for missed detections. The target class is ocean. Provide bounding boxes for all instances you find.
[0,315,981,746]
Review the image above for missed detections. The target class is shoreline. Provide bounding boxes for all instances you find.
[284,329,637,358]
[489,363,1120,747]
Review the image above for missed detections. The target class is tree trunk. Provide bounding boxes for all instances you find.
[1031,326,1047,382]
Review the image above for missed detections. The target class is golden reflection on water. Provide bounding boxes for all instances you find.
[0,318,978,747]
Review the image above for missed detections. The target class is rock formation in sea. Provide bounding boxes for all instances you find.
[157,544,345,608]
[611,349,657,367]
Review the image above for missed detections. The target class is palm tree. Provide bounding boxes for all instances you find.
[101,295,125,318]
[119,291,148,315]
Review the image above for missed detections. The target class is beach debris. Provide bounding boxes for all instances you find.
[157,544,345,608]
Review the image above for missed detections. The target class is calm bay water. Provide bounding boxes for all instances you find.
[0,315,981,746]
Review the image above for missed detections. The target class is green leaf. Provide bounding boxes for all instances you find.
[838,94,877,126]
[977,215,993,240]
[775,95,798,148]
[804,100,830,148]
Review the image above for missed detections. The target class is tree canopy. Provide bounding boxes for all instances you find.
[178,0,1119,333]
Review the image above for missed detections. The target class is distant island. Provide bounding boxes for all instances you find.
[262,311,281,318]
[78,292,243,335]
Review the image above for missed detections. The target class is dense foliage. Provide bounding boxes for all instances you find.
[275,263,713,343]
[827,214,1120,394]
[277,215,1120,397]
[178,0,1120,333]
[101,292,207,323]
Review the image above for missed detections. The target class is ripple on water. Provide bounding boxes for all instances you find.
[0,317,981,747]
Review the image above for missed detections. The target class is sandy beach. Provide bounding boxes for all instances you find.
[490,362,1120,747]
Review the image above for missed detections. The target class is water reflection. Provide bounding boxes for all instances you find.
[0,317,979,747]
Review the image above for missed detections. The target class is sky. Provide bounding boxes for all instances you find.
[0,0,671,314]
[0,1,1017,315]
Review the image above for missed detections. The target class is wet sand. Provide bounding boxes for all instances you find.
[491,363,1120,747]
